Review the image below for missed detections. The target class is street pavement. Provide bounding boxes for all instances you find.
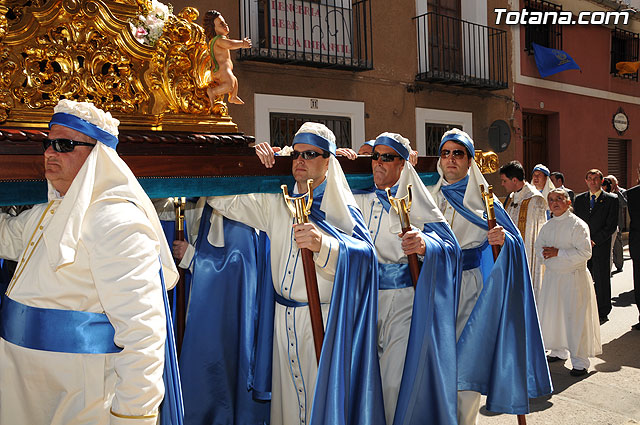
[478,242,640,425]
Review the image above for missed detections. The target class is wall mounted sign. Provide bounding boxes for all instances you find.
[613,107,629,136]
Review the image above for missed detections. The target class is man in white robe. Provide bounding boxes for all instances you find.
[0,100,179,425]
[207,122,384,425]
[342,133,461,424]
[428,129,552,425]
[535,189,602,376]
[500,160,547,299]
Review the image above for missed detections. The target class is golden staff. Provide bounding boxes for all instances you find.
[386,185,420,286]
[479,185,501,260]
[281,179,324,363]
[172,196,187,356]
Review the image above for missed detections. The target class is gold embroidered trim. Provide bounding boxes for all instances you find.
[110,409,158,419]
[6,202,54,295]
[517,197,532,238]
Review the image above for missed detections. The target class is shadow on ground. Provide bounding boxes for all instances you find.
[479,359,599,417]
[595,329,640,373]
[612,289,636,308]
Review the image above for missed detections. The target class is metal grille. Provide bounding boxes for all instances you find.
[413,12,508,90]
[238,0,372,71]
[523,0,563,54]
[425,122,462,156]
[269,113,352,148]
[608,138,628,189]
[611,28,639,81]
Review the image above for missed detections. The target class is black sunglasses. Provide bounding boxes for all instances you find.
[292,150,330,160]
[43,138,96,153]
[440,149,466,159]
[371,152,403,162]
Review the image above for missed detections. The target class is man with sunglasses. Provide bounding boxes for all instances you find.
[346,132,462,425]
[428,129,552,425]
[207,122,385,425]
[0,100,182,424]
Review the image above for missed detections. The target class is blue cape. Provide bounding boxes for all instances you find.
[178,206,270,424]
[441,176,552,414]
[251,183,386,425]
[353,186,462,425]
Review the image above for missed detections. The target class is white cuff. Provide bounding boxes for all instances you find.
[178,244,195,269]
[314,235,338,269]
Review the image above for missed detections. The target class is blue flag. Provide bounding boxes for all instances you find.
[532,42,580,78]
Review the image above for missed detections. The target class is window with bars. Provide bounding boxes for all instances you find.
[424,123,462,156]
[611,28,639,81]
[269,113,352,148]
[523,0,563,54]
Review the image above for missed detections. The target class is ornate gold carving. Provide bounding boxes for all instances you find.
[474,150,499,174]
[0,0,237,131]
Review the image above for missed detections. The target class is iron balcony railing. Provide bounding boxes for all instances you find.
[523,0,563,54]
[413,12,508,90]
[611,28,639,81]
[238,0,372,70]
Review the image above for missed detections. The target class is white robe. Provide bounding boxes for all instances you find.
[0,200,167,425]
[207,192,340,425]
[534,210,602,362]
[353,192,415,425]
[505,182,547,300]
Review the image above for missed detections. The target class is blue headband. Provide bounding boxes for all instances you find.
[292,132,336,156]
[374,135,410,160]
[532,164,550,176]
[438,132,474,157]
[49,112,119,149]
[364,140,375,147]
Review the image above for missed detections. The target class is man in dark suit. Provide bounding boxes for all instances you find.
[573,169,619,324]
[626,183,640,330]
[550,171,575,203]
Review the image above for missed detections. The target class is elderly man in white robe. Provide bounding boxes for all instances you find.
[535,189,602,377]
[0,100,179,424]
[532,164,556,218]
[500,160,547,300]
[207,122,384,425]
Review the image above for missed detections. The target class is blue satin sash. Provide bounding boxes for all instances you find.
[461,240,489,271]
[352,185,398,214]
[0,295,121,354]
[378,263,412,290]
[440,175,552,414]
[274,292,308,308]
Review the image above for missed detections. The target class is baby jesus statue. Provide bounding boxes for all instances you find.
[203,10,251,105]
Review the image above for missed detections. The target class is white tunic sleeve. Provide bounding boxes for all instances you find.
[82,200,166,421]
[558,218,592,264]
[207,193,272,232]
[0,204,46,262]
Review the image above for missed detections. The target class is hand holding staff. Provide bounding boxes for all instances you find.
[387,185,421,287]
[172,196,187,356]
[282,180,324,364]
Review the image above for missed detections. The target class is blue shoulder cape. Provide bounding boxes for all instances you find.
[441,176,552,414]
[252,183,386,425]
[393,220,462,425]
[178,205,270,424]
[353,186,463,425]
